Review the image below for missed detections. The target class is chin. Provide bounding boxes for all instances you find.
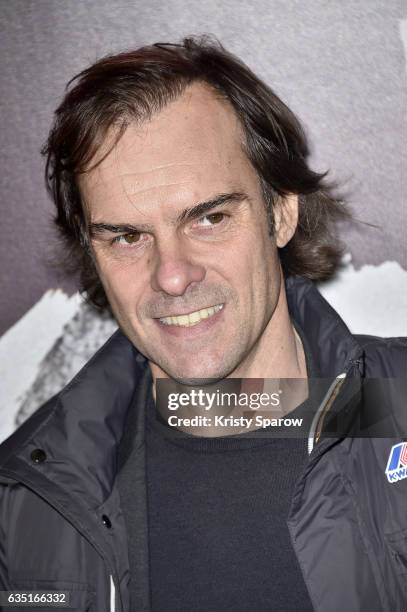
[163,361,235,385]
[170,374,226,386]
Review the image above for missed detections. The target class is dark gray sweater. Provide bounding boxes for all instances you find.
[119,323,316,611]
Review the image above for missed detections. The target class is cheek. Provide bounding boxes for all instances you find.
[250,247,280,314]
[232,229,277,285]
[95,256,144,310]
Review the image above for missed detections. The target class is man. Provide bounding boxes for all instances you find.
[0,37,406,612]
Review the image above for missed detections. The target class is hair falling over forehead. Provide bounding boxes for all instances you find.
[42,35,349,310]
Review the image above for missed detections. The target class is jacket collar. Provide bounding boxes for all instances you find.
[0,330,146,506]
[285,276,363,377]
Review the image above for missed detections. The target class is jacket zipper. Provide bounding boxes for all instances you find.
[307,373,347,454]
[307,356,363,454]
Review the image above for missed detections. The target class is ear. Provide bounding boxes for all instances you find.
[274,194,299,248]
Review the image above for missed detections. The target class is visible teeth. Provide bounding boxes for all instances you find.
[159,304,223,327]
[189,311,201,323]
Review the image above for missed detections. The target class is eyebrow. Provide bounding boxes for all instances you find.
[177,191,248,224]
[88,191,248,238]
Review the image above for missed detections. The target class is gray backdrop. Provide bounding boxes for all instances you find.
[1,1,406,336]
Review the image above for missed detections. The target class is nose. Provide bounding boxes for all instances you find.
[150,240,206,296]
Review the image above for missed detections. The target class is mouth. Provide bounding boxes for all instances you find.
[158,304,224,328]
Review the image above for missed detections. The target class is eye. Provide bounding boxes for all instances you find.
[112,233,142,246]
[197,213,226,227]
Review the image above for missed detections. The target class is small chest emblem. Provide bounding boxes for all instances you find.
[385,442,407,483]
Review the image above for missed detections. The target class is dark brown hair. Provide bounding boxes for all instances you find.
[43,35,348,309]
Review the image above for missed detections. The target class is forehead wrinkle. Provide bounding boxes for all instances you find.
[116,168,195,218]
[114,163,198,175]
[123,180,191,199]
[84,161,201,191]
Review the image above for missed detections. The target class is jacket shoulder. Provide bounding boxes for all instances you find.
[0,393,59,470]
[0,328,133,469]
[355,334,407,377]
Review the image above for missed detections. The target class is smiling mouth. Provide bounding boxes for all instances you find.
[158,304,224,327]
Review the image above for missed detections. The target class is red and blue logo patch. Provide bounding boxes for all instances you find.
[385,442,407,483]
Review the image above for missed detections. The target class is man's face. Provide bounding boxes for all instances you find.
[80,84,291,382]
